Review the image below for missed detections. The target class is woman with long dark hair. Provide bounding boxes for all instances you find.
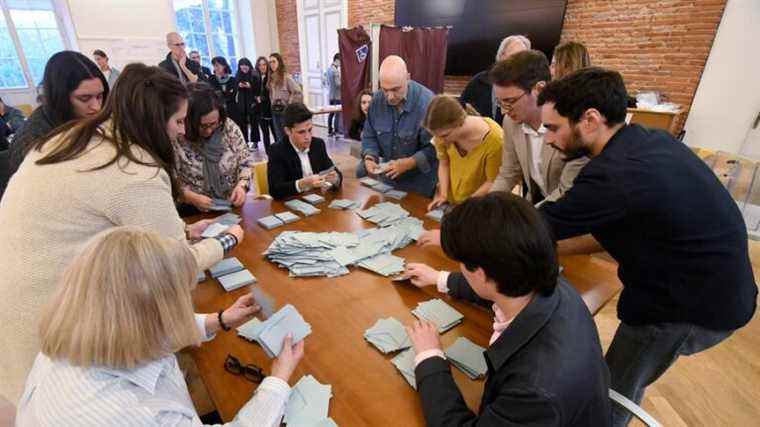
[5,51,109,190]
[0,64,244,403]
[234,57,259,148]
[349,89,373,140]
[255,56,276,154]
[267,52,302,143]
[209,56,238,124]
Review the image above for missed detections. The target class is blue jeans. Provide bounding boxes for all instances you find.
[606,321,732,426]
[271,111,285,144]
[328,99,341,134]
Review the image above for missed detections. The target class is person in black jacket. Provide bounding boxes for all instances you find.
[234,57,260,148]
[189,50,212,81]
[406,192,611,426]
[537,67,757,426]
[158,33,202,84]
[209,57,237,124]
[267,103,341,200]
[254,56,276,154]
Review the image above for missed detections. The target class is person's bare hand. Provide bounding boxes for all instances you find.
[405,263,440,288]
[271,334,305,383]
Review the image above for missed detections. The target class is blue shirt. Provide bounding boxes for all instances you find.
[359,80,438,197]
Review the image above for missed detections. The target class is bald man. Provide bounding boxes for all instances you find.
[158,32,202,84]
[358,56,438,197]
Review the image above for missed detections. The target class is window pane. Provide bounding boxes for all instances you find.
[174,0,239,64]
[8,8,63,86]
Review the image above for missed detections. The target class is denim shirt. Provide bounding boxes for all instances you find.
[359,80,438,197]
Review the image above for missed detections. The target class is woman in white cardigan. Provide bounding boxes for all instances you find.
[0,63,247,403]
[17,227,304,426]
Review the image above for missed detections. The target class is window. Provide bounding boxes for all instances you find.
[173,0,241,71]
[0,0,67,89]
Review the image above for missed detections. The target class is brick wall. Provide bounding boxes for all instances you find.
[275,0,727,129]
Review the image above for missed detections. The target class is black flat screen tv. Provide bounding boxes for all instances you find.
[395,0,568,76]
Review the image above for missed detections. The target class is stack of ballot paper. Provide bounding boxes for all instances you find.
[275,211,300,224]
[209,257,245,278]
[384,189,407,200]
[425,206,447,222]
[411,299,464,333]
[328,199,360,210]
[210,198,232,211]
[359,177,379,187]
[302,194,325,204]
[370,181,393,193]
[236,304,312,358]
[208,257,257,292]
[357,253,405,276]
[391,348,417,390]
[445,337,488,379]
[214,212,242,225]
[356,202,410,226]
[285,199,321,216]
[258,215,285,230]
[364,317,412,354]
[284,375,334,427]
[201,222,230,238]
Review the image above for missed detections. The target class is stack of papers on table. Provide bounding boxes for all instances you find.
[328,199,360,210]
[391,348,417,390]
[411,299,464,333]
[201,222,230,238]
[258,215,285,230]
[284,375,334,427]
[357,253,405,276]
[214,212,241,226]
[208,257,257,292]
[364,317,411,354]
[370,182,393,193]
[236,304,311,358]
[359,177,379,187]
[302,194,325,204]
[209,257,245,278]
[445,337,488,379]
[210,198,232,211]
[285,199,321,216]
[274,211,300,224]
[356,202,409,226]
[384,189,407,200]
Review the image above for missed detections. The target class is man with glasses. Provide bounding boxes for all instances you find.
[358,55,438,197]
[159,32,201,84]
[489,50,587,205]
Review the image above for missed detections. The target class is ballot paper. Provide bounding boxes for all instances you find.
[425,206,447,222]
[201,222,230,238]
[251,287,276,319]
[391,348,417,390]
[328,199,360,210]
[214,213,241,226]
[364,317,412,354]
[411,299,464,333]
[445,337,488,379]
[384,189,407,200]
[274,211,301,224]
[359,177,379,187]
[258,215,286,230]
[217,269,257,292]
[356,202,410,227]
[196,270,206,283]
[284,375,333,427]
[302,194,325,204]
[285,199,322,216]
[209,257,245,278]
[370,182,393,193]
[209,198,233,212]
[237,304,312,358]
[357,253,405,277]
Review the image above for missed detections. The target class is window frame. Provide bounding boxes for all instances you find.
[170,0,245,70]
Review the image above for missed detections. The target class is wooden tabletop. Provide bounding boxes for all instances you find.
[190,177,622,425]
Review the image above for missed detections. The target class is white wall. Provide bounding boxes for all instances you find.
[684,0,760,153]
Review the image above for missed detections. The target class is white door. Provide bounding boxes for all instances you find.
[297,0,347,127]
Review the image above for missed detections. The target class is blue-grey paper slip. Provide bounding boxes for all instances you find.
[201,222,230,238]
[359,177,379,187]
[274,211,300,224]
[196,270,206,283]
[209,198,233,211]
[257,304,312,357]
[391,348,417,389]
[445,336,488,379]
[302,193,325,204]
[209,257,245,278]
[384,189,407,200]
[214,213,241,226]
[257,215,285,230]
[284,374,333,426]
[364,317,412,354]
[217,269,257,292]
[425,208,445,222]
[250,287,276,319]
[411,298,464,333]
[370,182,393,193]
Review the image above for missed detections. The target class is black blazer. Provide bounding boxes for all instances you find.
[267,136,342,200]
[158,52,202,81]
[415,276,611,426]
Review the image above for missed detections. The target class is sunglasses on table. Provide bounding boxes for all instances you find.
[224,354,265,383]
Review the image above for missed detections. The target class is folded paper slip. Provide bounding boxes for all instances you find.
[209,257,245,278]
[218,269,257,292]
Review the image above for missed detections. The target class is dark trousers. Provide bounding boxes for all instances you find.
[327,99,341,134]
[606,321,732,426]
[257,116,276,154]
[271,111,285,145]
[234,106,260,144]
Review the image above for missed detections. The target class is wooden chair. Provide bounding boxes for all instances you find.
[251,161,271,199]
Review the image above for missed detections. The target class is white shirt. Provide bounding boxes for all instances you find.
[16,317,292,427]
[291,142,312,193]
[521,124,548,198]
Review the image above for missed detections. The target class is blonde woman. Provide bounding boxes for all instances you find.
[423,95,504,211]
[16,227,305,426]
[550,41,591,79]
[0,64,244,403]
[267,52,303,143]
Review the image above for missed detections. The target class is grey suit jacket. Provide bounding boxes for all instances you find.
[490,115,588,203]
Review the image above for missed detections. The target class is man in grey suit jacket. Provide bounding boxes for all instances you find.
[489,50,587,205]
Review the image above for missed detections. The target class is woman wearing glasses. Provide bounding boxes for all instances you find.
[16,227,305,426]
[176,82,254,215]
[267,52,302,144]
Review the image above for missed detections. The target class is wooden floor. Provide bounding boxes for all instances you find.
[203,129,760,426]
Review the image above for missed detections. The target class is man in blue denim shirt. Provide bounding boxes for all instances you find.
[357,56,438,197]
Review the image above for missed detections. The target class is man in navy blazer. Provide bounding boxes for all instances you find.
[267,102,342,200]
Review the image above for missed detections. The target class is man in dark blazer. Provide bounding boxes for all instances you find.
[158,32,202,84]
[267,102,342,200]
[406,192,611,426]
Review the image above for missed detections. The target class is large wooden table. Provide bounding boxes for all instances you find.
[190,178,622,425]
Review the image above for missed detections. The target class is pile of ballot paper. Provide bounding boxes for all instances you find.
[257,211,301,230]
[391,348,417,390]
[364,317,412,354]
[236,304,312,358]
[445,337,488,379]
[210,198,232,212]
[356,202,410,227]
[328,199,361,210]
[284,375,335,427]
[208,257,257,292]
[264,217,424,278]
[359,177,393,193]
[201,213,242,238]
[285,199,321,216]
[384,189,407,200]
[302,194,325,204]
[411,299,464,333]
